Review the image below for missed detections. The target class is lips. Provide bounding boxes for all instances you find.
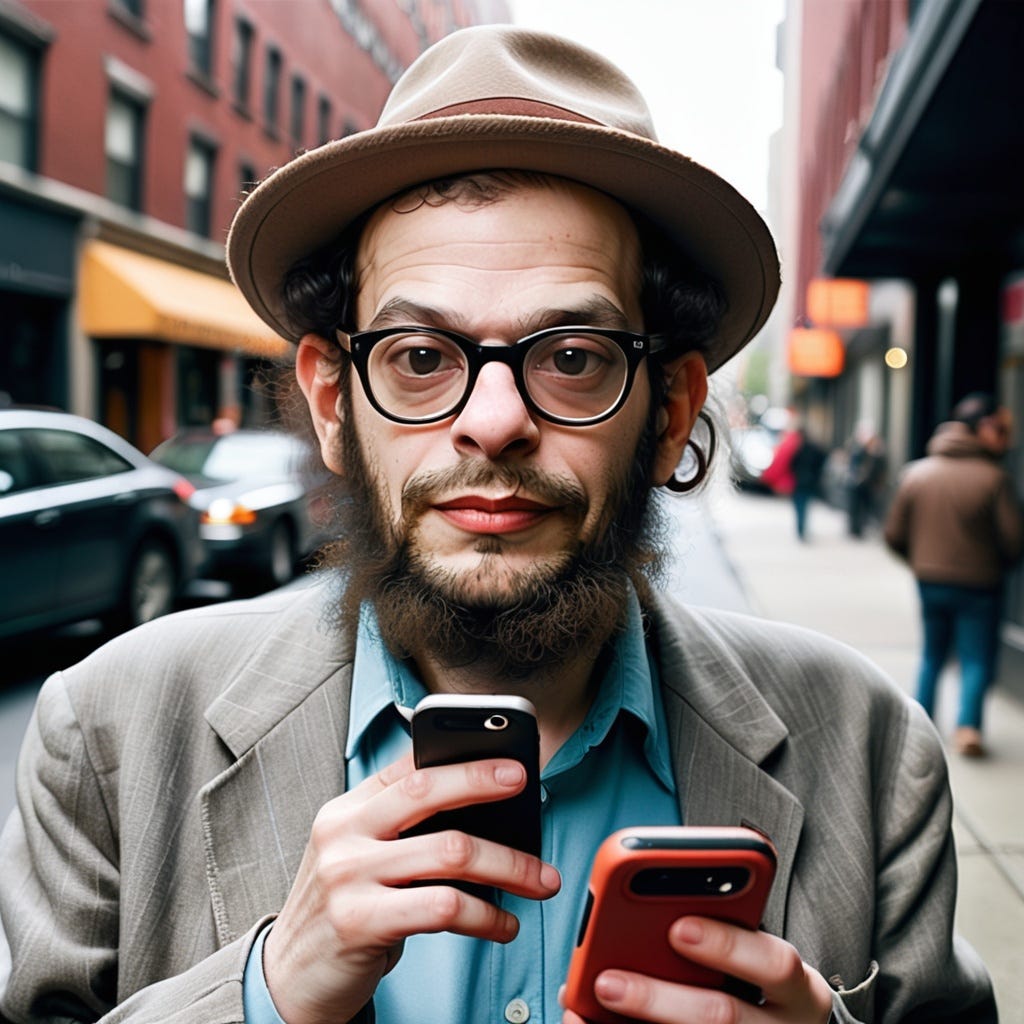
[433,494,555,534]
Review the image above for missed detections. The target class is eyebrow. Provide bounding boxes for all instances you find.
[364,295,633,336]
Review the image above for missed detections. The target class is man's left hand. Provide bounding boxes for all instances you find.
[562,915,833,1023]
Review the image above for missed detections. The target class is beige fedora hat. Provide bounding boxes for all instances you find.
[227,24,779,374]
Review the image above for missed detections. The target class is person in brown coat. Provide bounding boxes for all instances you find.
[885,393,1023,756]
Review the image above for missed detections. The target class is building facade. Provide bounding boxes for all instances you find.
[0,0,508,452]
[778,0,1024,687]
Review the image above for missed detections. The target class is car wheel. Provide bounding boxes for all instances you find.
[123,539,177,628]
[267,519,297,588]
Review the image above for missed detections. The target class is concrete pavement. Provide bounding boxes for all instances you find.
[672,483,1024,1021]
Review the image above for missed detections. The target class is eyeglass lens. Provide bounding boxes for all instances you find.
[365,329,631,422]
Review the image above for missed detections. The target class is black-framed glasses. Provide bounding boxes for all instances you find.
[339,325,667,426]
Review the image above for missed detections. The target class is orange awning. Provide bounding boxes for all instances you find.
[79,240,290,358]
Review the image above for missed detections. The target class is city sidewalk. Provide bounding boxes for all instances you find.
[679,485,1024,1020]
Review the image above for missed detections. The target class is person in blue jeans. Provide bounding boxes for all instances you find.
[885,393,1023,756]
[914,583,1002,739]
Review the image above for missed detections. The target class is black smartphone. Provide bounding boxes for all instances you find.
[564,826,777,1024]
[401,694,542,859]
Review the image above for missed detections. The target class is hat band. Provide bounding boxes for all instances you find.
[411,97,602,125]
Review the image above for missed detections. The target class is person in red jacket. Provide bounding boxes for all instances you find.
[884,393,1024,756]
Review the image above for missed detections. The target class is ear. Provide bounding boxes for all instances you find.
[650,351,709,487]
[295,333,345,475]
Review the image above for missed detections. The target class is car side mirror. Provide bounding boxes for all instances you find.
[0,470,14,495]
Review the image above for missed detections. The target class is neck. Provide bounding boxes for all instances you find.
[414,646,609,768]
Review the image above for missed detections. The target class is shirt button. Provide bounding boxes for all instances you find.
[505,998,530,1023]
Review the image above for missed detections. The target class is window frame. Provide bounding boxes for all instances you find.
[185,0,216,80]
[231,15,254,113]
[184,134,217,237]
[105,87,147,211]
[0,28,42,172]
[289,72,305,149]
[263,44,282,136]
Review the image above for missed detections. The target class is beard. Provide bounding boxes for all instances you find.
[317,400,668,681]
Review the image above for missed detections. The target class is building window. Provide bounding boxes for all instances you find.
[263,45,281,134]
[231,17,253,111]
[0,31,39,170]
[105,90,145,210]
[316,94,332,146]
[238,159,257,199]
[185,136,216,236]
[184,0,215,78]
[289,73,305,148]
[113,0,145,17]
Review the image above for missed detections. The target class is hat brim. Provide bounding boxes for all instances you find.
[227,115,779,374]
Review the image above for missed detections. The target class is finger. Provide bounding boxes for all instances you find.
[361,880,524,945]
[669,918,832,1017]
[590,969,752,1024]
[375,829,560,899]
[350,751,419,804]
[356,758,529,839]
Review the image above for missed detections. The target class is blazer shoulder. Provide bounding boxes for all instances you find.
[58,575,351,716]
[647,591,910,716]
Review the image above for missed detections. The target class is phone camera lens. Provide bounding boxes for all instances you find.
[484,714,509,731]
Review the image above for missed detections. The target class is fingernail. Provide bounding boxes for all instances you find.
[540,864,561,891]
[595,973,627,1003]
[673,918,703,944]
[495,763,525,786]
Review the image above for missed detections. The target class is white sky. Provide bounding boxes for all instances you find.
[505,0,785,214]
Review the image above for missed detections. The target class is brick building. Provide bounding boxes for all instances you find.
[0,0,508,452]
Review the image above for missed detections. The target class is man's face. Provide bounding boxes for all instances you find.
[343,179,650,608]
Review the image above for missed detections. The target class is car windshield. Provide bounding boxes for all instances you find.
[154,433,302,481]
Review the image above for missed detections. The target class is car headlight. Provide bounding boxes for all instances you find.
[201,499,257,526]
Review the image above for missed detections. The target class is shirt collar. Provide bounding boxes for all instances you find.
[345,590,673,790]
[345,603,425,759]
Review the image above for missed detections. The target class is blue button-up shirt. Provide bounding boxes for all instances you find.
[244,590,681,1023]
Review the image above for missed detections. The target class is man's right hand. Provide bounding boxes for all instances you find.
[262,753,561,1024]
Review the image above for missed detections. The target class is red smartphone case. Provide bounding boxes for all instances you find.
[564,826,777,1024]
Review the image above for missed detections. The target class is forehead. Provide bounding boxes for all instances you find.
[353,176,643,329]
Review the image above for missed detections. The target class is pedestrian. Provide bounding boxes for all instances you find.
[759,424,799,496]
[0,25,994,1024]
[789,427,827,541]
[884,393,1023,757]
[845,420,886,537]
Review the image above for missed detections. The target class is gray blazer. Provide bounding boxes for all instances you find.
[0,582,995,1023]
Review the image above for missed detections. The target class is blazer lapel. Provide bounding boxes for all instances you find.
[198,585,356,945]
[650,595,805,936]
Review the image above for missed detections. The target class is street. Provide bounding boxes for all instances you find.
[1,484,1021,1018]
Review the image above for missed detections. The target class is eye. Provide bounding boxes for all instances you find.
[533,335,616,380]
[376,332,463,379]
[551,347,596,376]
[406,347,442,375]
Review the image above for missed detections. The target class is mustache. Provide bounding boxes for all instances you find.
[400,462,588,519]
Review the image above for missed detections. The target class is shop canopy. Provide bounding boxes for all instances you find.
[79,240,289,358]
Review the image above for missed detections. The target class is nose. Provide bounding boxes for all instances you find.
[450,361,541,459]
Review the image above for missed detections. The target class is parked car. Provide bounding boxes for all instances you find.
[729,424,779,491]
[150,429,332,588]
[0,408,203,640]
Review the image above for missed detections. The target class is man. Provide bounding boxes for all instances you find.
[0,26,994,1024]
[845,422,886,538]
[790,426,827,542]
[885,392,1023,757]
